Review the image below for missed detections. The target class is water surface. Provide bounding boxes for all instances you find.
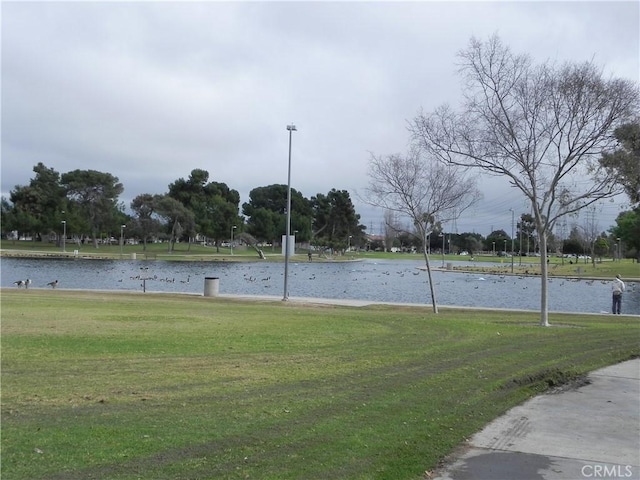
[2,257,638,315]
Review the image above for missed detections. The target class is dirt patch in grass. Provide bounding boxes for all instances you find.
[501,367,585,392]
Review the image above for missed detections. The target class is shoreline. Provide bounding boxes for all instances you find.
[0,249,360,264]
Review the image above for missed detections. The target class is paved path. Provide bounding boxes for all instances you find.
[433,359,640,480]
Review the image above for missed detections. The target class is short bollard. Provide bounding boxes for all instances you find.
[204,277,220,297]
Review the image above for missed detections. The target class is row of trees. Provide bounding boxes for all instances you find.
[1,165,368,253]
[2,166,125,249]
[378,223,630,262]
[379,205,639,261]
[7,159,634,259]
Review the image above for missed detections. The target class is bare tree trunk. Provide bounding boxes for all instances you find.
[422,244,438,314]
[539,234,550,327]
[235,232,266,259]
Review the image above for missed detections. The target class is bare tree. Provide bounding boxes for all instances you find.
[383,209,401,252]
[365,148,480,313]
[411,35,638,326]
[580,206,600,267]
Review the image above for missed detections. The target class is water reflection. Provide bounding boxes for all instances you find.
[1,257,638,315]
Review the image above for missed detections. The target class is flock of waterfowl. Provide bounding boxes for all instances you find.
[7,261,636,314]
[12,278,58,288]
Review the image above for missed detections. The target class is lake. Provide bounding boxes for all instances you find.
[2,257,639,315]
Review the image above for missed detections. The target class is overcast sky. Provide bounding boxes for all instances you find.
[2,1,638,237]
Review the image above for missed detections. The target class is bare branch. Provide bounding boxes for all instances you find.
[364,147,481,313]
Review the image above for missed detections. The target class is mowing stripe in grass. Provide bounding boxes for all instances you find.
[2,290,638,480]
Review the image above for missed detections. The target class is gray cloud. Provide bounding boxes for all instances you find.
[2,1,638,236]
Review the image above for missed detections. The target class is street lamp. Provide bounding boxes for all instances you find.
[519,223,523,267]
[61,220,66,253]
[617,237,621,262]
[347,235,352,253]
[503,239,507,256]
[510,208,515,273]
[230,225,237,255]
[120,224,126,258]
[283,124,296,301]
[440,232,445,267]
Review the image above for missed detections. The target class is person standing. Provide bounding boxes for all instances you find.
[611,274,626,314]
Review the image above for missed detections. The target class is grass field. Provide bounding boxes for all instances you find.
[1,290,638,479]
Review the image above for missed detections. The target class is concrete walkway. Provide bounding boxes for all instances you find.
[434,359,640,480]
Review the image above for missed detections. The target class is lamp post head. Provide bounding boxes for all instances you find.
[287,125,297,132]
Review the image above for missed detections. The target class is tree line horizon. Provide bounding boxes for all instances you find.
[1,160,635,259]
[0,164,372,253]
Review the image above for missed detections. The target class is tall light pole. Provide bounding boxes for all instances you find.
[441,232,445,267]
[348,235,352,253]
[120,224,126,258]
[617,237,621,262]
[519,223,523,267]
[61,220,66,253]
[510,208,515,273]
[230,225,237,255]
[283,124,296,301]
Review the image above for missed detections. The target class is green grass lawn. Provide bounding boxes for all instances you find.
[1,290,638,479]
[0,239,268,261]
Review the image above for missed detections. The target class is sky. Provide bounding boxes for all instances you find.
[1,1,638,237]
